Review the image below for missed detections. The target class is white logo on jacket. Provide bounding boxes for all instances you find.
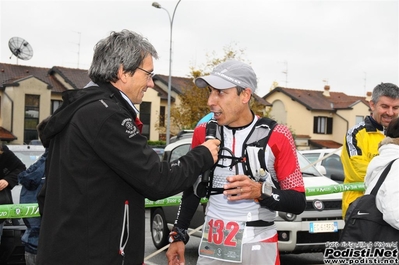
[121,118,139,138]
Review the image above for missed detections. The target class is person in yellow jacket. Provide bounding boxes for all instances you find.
[341,82,399,218]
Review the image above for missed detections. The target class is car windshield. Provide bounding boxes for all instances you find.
[301,153,319,163]
[297,152,323,177]
[11,148,45,168]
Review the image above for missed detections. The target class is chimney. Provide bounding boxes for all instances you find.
[366,91,372,101]
[323,85,330,97]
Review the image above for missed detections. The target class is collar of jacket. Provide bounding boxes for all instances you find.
[99,82,138,120]
[365,115,384,132]
[379,137,399,148]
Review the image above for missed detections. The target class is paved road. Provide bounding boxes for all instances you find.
[143,210,327,265]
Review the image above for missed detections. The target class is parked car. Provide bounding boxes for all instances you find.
[150,138,344,253]
[169,130,194,144]
[300,148,344,183]
[0,145,45,265]
[151,147,165,161]
[28,139,42,146]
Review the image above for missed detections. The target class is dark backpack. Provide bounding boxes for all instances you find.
[339,159,399,242]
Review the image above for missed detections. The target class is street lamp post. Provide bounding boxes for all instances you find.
[152,0,182,145]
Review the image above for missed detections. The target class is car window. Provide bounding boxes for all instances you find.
[297,152,323,177]
[301,153,320,164]
[321,155,342,168]
[321,154,344,178]
[170,143,191,162]
[152,147,165,161]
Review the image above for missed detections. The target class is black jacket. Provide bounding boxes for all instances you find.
[0,145,26,224]
[36,83,214,265]
[0,144,25,188]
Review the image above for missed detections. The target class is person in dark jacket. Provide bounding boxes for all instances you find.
[18,116,51,265]
[36,29,220,265]
[0,144,26,243]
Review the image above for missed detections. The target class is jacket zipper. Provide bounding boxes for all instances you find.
[119,200,129,265]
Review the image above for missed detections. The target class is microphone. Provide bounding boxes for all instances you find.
[201,119,218,186]
[194,119,219,198]
[205,119,218,141]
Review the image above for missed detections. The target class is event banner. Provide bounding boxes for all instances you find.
[1,183,364,219]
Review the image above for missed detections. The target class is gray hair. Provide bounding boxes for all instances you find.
[88,30,158,83]
[371,82,399,103]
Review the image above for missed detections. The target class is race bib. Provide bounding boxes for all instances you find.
[199,216,245,263]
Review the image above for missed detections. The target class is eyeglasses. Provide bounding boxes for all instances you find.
[137,67,155,80]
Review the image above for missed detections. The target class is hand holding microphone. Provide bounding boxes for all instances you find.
[201,139,220,163]
[195,119,220,198]
[200,119,220,163]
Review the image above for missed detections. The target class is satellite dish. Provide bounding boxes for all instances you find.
[8,37,33,61]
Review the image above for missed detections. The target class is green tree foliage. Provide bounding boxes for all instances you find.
[250,96,271,117]
[170,81,209,130]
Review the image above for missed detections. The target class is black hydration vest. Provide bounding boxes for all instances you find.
[194,117,278,198]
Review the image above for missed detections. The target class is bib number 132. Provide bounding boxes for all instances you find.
[207,219,240,246]
[199,218,245,262]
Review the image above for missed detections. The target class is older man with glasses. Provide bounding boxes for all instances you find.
[36,29,220,265]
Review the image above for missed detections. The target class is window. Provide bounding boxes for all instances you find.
[51,100,62,113]
[302,153,320,164]
[24,94,40,144]
[321,154,344,181]
[313,116,333,134]
[170,143,190,162]
[159,106,165,127]
[140,102,151,139]
[355,115,364,124]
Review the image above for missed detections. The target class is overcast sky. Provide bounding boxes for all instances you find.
[1,0,398,97]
